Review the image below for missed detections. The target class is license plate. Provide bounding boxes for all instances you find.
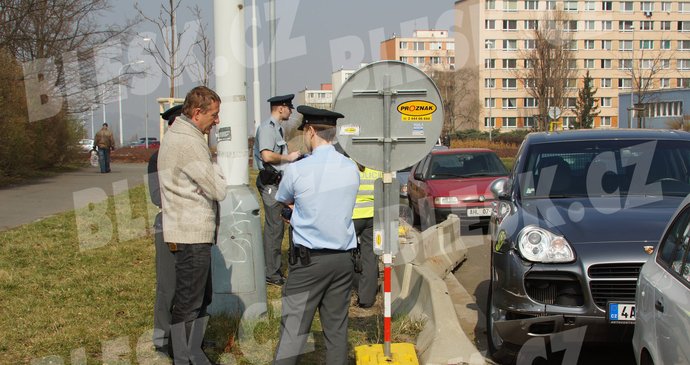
[608,302,636,323]
[467,207,492,217]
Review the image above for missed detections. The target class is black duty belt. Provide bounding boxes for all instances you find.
[295,246,352,256]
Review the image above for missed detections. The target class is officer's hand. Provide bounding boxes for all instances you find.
[286,151,301,162]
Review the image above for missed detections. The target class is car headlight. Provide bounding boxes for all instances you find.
[434,196,459,205]
[517,225,575,263]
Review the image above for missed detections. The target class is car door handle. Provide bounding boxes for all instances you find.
[655,300,664,313]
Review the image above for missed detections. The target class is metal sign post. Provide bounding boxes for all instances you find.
[334,61,443,360]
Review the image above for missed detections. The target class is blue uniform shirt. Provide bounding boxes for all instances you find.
[276,144,359,251]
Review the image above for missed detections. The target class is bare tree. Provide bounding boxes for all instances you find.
[136,0,193,98]
[429,67,481,136]
[189,5,213,87]
[516,9,576,131]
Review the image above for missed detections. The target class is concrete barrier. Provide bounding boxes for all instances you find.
[391,215,484,364]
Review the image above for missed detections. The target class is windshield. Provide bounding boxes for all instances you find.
[428,152,508,179]
[521,139,690,198]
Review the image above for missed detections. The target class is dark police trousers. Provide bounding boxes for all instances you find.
[273,250,354,365]
[153,213,176,350]
[256,178,285,281]
[353,217,378,307]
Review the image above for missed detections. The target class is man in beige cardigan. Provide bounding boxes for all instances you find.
[158,86,226,364]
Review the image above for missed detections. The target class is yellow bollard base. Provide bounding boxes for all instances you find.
[355,343,419,365]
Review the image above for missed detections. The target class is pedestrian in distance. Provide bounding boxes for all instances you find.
[94,122,115,173]
[273,105,360,365]
[147,103,182,358]
[253,94,301,286]
[158,86,226,364]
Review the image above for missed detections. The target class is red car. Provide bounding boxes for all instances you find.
[407,148,508,232]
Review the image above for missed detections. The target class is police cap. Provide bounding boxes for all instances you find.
[161,104,183,125]
[296,105,344,131]
[267,94,294,109]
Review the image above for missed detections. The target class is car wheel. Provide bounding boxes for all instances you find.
[486,283,517,364]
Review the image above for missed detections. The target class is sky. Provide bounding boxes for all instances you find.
[83,0,455,143]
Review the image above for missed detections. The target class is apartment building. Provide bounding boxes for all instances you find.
[380,30,456,71]
[455,0,690,130]
[296,83,333,110]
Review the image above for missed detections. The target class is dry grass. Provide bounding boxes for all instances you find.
[450,139,519,158]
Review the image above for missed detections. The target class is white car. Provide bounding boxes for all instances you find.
[78,139,94,151]
[633,195,690,365]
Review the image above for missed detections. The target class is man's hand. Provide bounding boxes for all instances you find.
[286,151,301,162]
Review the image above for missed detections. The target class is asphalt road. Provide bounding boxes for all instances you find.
[453,230,638,365]
[0,163,148,231]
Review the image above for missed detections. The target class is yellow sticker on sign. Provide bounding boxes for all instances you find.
[398,100,436,122]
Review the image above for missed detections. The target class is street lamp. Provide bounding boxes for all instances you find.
[141,37,152,148]
[485,40,494,141]
[118,60,144,146]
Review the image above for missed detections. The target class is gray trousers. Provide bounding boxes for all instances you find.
[153,213,176,349]
[353,217,378,306]
[257,178,285,281]
[273,251,354,365]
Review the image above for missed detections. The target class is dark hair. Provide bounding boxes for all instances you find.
[182,86,221,117]
[307,124,336,142]
[102,123,108,127]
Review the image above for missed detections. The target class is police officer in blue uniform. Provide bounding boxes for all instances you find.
[273,106,360,365]
[253,94,301,285]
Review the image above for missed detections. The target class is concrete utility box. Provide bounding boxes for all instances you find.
[208,186,267,319]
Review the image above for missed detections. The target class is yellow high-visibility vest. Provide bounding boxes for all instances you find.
[352,167,383,220]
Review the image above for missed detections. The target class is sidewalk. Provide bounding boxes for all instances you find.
[0,163,148,231]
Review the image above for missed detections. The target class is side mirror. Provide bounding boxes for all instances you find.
[413,172,425,181]
[490,178,510,200]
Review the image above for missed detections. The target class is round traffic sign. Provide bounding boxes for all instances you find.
[333,61,444,172]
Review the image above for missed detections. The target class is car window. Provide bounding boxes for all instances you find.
[428,152,508,179]
[419,155,432,179]
[521,140,690,198]
[658,207,690,282]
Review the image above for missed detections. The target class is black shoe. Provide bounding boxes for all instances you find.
[266,277,285,286]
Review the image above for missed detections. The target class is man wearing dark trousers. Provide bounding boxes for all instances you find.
[147,104,182,357]
[273,106,359,365]
[94,122,115,173]
[253,94,301,286]
[158,87,226,364]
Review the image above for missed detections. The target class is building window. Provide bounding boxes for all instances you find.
[485,78,496,88]
[485,58,496,69]
[486,0,496,9]
[661,21,671,31]
[524,98,538,108]
[601,59,612,69]
[504,117,517,128]
[503,39,518,50]
[524,59,533,68]
[679,21,690,31]
[503,20,517,30]
[485,117,496,128]
[430,56,442,65]
[525,39,536,49]
[485,19,496,29]
[679,59,690,70]
[619,21,633,31]
[681,2,690,12]
[585,20,596,31]
[584,59,596,69]
[619,59,633,69]
[504,0,518,11]
[601,116,612,126]
[413,56,424,65]
[524,78,536,88]
[620,1,633,11]
[602,40,612,50]
[601,78,612,88]
[601,97,612,107]
[661,40,671,50]
[447,43,455,50]
[585,1,596,10]
[640,40,654,50]
[584,40,595,49]
[566,79,578,89]
[648,101,684,117]
[619,40,633,51]
[564,0,578,11]
[602,1,613,10]
[503,98,517,109]
[618,78,632,88]
[503,59,517,69]
[601,21,612,31]
[661,59,670,69]
[568,59,578,69]
[485,39,496,49]
[641,1,654,11]
[640,21,654,31]
[661,1,672,11]
[640,59,654,69]
[660,78,670,88]
[503,78,517,89]
[680,40,690,50]
[525,20,539,30]
[565,40,578,50]
[413,42,425,51]
[680,78,690,88]
[429,42,442,50]
[449,57,455,67]
[563,117,577,128]
[399,57,407,62]
[564,20,578,32]
[485,98,496,108]
[523,117,536,128]
[399,41,408,49]
[525,0,539,10]
[546,0,557,9]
